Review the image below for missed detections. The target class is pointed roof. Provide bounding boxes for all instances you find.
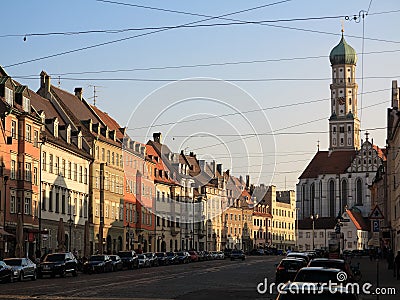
[299,150,356,179]
[90,105,124,141]
[329,32,358,65]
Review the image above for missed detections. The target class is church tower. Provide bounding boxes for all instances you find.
[329,30,360,151]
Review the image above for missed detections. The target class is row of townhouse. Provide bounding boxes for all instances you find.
[0,66,296,259]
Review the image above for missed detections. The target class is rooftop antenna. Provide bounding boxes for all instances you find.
[88,85,105,106]
[57,76,61,88]
[317,139,320,151]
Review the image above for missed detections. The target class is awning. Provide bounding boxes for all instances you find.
[0,228,14,236]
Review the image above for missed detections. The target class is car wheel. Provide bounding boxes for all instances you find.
[32,271,37,281]
[18,271,24,282]
[8,274,14,283]
[60,269,66,278]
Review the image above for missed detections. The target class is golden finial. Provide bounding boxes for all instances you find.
[341,19,345,33]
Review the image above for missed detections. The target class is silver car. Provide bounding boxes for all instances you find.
[3,258,37,281]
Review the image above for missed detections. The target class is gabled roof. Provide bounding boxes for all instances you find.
[373,145,386,161]
[90,105,124,141]
[146,144,178,185]
[346,209,369,231]
[299,150,356,179]
[29,89,65,125]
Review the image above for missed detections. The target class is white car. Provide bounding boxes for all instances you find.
[137,254,151,268]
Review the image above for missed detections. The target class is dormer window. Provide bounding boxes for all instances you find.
[66,125,71,144]
[5,87,13,106]
[77,132,83,149]
[54,118,59,138]
[23,96,30,113]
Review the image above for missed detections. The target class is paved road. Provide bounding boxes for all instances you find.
[0,256,281,300]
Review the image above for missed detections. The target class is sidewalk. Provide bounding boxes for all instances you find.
[351,256,400,300]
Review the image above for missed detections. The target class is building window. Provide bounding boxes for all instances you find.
[23,97,30,113]
[84,168,87,184]
[25,162,32,181]
[62,159,66,177]
[342,180,348,209]
[11,160,16,179]
[34,130,39,147]
[79,166,83,183]
[49,190,53,212]
[328,180,335,217]
[74,164,77,181]
[24,197,31,215]
[49,154,53,173]
[10,196,16,213]
[55,157,59,174]
[25,124,31,142]
[112,152,115,165]
[96,146,99,159]
[107,150,110,164]
[62,194,66,214]
[101,148,105,161]
[42,190,46,211]
[74,198,77,216]
[84,198,88,218]
[356,179,363,205]
[55,192,60,213]
[11,120,17,139]
[33,167,38,185]
[68,162,72,179]
[5,87,13,105]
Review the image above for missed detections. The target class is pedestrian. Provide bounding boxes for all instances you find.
[395,251,400,280]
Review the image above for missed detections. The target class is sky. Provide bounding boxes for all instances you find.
[1,0,399,191]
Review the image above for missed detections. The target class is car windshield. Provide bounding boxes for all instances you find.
[118,252,132,257]
[4,259,22,266]
[138,255,145,259]
[167,252,175,256]
[156,253,165,257]
[44,254,65,262]
[90,256,105,261]
[232,250,242,254]
[177,252,185,256]
[145,253,152,258]
[109,256,118,261]
[294,270,339,283]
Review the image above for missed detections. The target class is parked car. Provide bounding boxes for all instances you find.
[117,251,139,269]
[37,252,78,278]
[203,251,213,260]
[275,258,307,284]
[108,255,123,271]
[84,255,113,273]
[166,252,178,264]
[144,252,159,267]
[230,249,245,261]
[293,267,347,284]
[137,254,151,268]
[307,258,353,281]
[216,251,225,260]
[0,261,14,283]
[177,251,191,264]
[188,251,199,262]
[276,282,359,300]
[3,258,37,281]
[286,252,310,263]
[224,248,232,259]
[155,252,169,266]
[197,251,206,261]
[249,249,264,256]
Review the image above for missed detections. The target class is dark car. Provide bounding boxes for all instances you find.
[0,261,13,283]
[293,267,346,284]
[286,252,310,263]
[308,258,353,281]
[109,255,123,271]
[3,258,37,281]
[166,252,178,264]
[188,251,199,262]
[249,249,264,256]
[84,255,113,273]
[230,249,245,261]
[224,249,232,259]
[117,251,139,269]
[37,252,78,278]
[275,258,307,284]
[276,282,359,300]
[155,252,169,266]
[144,252,159,267]
[176,251,191,264]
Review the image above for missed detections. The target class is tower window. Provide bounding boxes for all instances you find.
[333,126,336,133]
[349,98,352,105]
[339,69,343,72]
[340,90,343,94]
[340,138,344,144]
[348,138,351,145]
[348,90,352,94]
[348,126,351,132]
[333,138,336,145]
[339,126,344,133]
[347,68,350,72]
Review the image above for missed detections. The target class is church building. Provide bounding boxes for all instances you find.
[296,31,386,221]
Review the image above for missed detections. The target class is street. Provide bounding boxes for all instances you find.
[0,256,281,300]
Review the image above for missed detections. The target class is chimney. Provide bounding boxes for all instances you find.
[216,163,223,175]
[246,175,250,189]
[153,132,162,143]
[74,87,83,100]
[40,71,51,96]
[392,80,399,109]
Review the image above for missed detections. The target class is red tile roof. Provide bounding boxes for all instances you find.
[146,144,178,185]
[299,150,356,179]
[373,145,386,161]
[90,105,124,140]
[346,209,369,231]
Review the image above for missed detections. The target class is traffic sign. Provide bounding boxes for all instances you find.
[372,220,380,232]
[369,204,384,220]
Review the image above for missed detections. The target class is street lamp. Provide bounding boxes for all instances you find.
[67,216,73,252]
[310,213,319,250]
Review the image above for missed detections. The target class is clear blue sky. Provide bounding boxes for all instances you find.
[1,0,399,190]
